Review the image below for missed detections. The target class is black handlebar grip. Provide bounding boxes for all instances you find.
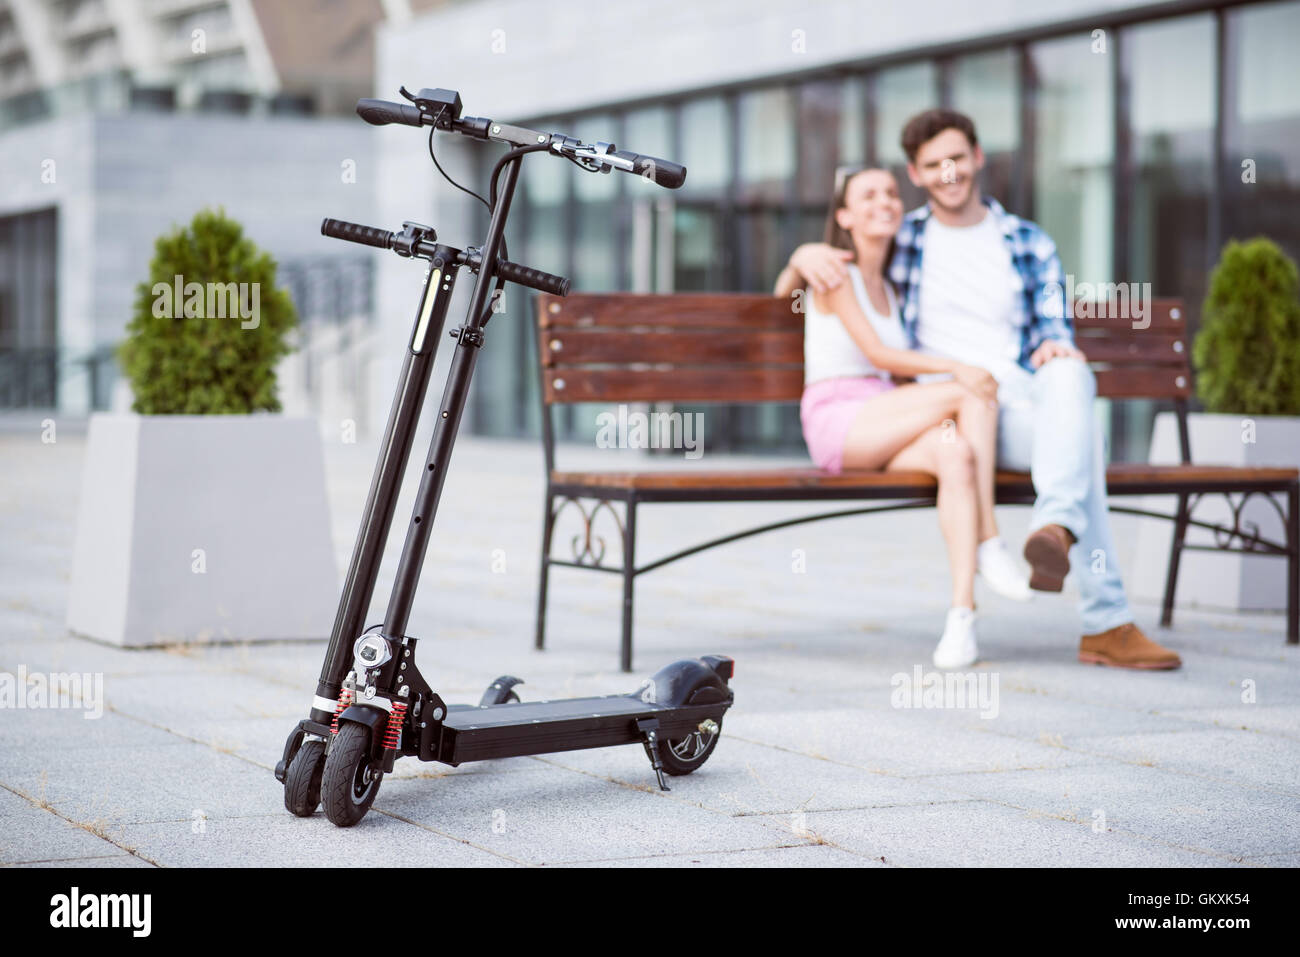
[498,259,571,297]
[356,98,425,127]
[321,218,394,249]
[613,150,687,189]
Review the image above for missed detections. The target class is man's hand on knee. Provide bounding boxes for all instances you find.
[1030,339,1087,368]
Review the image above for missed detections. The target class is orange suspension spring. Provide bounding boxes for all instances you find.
[330,687,354,735]
[382,700,407,751]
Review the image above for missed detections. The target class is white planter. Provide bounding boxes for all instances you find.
[66,413,339,646]
[1130,411,1300,613]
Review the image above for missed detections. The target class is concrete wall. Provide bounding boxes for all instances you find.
[373,0,1177,120]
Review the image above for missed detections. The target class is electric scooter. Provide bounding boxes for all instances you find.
[274,85,735,827]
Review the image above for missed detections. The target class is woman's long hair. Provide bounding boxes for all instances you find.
[822,165,898,291]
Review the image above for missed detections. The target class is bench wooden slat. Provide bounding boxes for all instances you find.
[551,464,1299,492]
[540,293,797,330]
[544,367,805,403]
[1093,367,1192,399]
[1071,298,1187,331]
[543,366,1189,403]
[1073,334,1189,365]
[542,329,804,367]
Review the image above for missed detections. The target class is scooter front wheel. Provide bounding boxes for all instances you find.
[658,718,722,776]
[283,738,326,817]
[321,723,383,826]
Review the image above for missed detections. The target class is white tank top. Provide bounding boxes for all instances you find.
[803,264,905,385]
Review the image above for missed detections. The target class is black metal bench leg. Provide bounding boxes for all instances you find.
[1160,492,1191,629]
[1288,482,1299,645]
[535,486,555,651]
[621,498,637,673]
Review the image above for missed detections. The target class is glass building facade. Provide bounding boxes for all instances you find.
[473,0,1300,462]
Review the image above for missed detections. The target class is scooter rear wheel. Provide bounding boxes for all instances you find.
[658,719,721,776]
[283,738,326,817]
[321,723,383,826]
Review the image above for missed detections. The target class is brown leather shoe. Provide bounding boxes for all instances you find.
[1023,524,1076,592]
[1079,623,1182,670]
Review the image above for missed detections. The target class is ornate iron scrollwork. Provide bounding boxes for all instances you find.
[550,496,626,567]
[1187,491,1290,555]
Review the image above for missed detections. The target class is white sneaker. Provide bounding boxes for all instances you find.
[978,536,1033,602]
[933,607,979,669]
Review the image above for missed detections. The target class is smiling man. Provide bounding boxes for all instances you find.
[779,108,1181,670]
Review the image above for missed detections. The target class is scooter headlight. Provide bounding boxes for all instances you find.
[353,634,392,670]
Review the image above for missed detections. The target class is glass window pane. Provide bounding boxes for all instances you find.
[623,105,674,198]
[875,62,937,209]
[1224,0,1300,267]
[738,86,794,203]
[952,48,1019,204]
[522,116,568,205]
[797,77,863,205]
[1030,34,1114,286]
[679,96,730,195]
[1128,15,1214,296]
[841,76,866,167]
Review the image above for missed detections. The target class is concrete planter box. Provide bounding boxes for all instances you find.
[67,413,339,646]
[1130,411,1300,613]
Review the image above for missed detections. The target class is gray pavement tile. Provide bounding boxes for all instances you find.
[0,742,279,825]
[0,802,126,865]
[772,799,1244,867]
[113,813,513,867]
[1063,728,1300,795]
[724,707,1101,776]
[1160,704,1300,739]
[566,843,883,867]
[7,853,156,868]
[535,737,972,815]
[100,672,302,726]
[374,763,813,865]
[0,705,192,754]
[914,763,1300,860]
[0,636,202,679]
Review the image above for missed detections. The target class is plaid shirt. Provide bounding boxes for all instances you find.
[887,195,1074,372]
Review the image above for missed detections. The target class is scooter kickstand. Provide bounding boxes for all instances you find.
[635,718,670,791]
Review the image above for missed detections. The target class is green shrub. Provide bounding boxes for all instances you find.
[117,208,297,414]
[1193,237,1300,416]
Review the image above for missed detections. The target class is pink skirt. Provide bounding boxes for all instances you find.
[800,375,897,474]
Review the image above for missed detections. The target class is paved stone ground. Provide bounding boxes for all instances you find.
[1,423,1297,867]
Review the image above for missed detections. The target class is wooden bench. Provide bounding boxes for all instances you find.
[532,292,1299,671]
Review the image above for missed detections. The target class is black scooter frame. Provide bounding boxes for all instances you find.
[276,87,732,821]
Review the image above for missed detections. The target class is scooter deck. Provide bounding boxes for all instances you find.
[435,694,729,764]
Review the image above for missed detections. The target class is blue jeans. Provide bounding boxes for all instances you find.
[995,357,1133,634]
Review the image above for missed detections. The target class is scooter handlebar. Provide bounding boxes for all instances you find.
[321,218,394,249]
[322,218,570,297]
[356,98,426,128]
[496,260,570,297]
[611,149,686,189]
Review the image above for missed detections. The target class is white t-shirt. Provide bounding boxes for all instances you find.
[803,265,906,385]
[915,210,1030,396]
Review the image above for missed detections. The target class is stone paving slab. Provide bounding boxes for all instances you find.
[111,813,513,868]
[773,799,1245,867]
[372,763,815,866]
[913,763,1300,862]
